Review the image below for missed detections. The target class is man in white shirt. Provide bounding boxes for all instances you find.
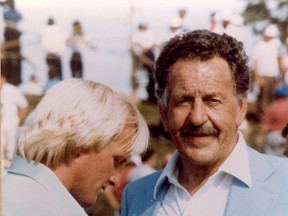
[19,75,43,96]
[1,72,28,169]
[128,148,157,182]
[252,24,282,114]
[41,17,67,80]
[131,23,157,103]
[121,30,288,216]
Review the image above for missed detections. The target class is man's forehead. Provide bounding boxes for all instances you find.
[169,74,234,91]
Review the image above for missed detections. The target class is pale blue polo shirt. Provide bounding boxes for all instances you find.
[2,155,88,216]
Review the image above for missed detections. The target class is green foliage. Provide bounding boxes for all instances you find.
[242,0,288,43]
[243,1,270,23]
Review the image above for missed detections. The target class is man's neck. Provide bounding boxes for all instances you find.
[178,160,221,195]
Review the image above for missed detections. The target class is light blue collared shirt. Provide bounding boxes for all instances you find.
[2,155,88,216]
[154,132,252,216]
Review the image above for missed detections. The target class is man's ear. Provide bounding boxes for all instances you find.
[236,96,248,128]
[158,104,169,133]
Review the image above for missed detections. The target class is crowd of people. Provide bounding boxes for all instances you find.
[42,17,96,87]
[1,1,288,216]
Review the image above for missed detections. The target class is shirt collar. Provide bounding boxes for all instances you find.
[8,155,88,215]
[153,132,252,199]
[219,132,252,187]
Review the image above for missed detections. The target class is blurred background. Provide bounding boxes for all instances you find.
[1,0,288,215]
[1,0,287,93]
[0,0,250,92]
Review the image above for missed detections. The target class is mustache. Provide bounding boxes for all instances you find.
[180,125,220,137]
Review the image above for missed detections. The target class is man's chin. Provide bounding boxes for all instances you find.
[183,145,219,166]
[80,195,98,209]
[183,135,217,147]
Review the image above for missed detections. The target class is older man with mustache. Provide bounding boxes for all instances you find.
[121,30,288,216]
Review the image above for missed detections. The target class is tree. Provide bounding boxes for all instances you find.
[242,0,288,43]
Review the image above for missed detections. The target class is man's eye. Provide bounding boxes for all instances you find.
[114,158,127,168]
[211,99,219,102]
[207,98,221,104]
[175,98,189,106]
[114,159,120,167]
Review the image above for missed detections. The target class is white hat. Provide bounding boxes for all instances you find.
[264,24,279,37]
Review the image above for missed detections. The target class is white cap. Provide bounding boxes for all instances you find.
[264,24,279,37]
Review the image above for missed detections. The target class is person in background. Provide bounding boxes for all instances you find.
[211,8,232,34]
[121,30,288,216]
[209,11,219,32]
[1,71,28,171]
[280,37,288,85]
[67,20,96,79]
[156,18,182,52]
[225,14,249,51]
[131,23,157,104]
[128,148,157,182]
[252,24,283,115]
[19,74,43,96]
[281,123,288,157]
[173,8,191,31]
[44,65,61,92]
[3,79,149,215]
[41,17,67,81]
[1,0,23,86]
[255,85,288,156]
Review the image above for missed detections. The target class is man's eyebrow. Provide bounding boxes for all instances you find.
[116,156,129,165]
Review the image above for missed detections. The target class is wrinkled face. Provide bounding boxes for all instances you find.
[159,57,247,168]
[69,124,135,208]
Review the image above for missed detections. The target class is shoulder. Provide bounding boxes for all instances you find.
[248,147,288,178]
[263,154,288,173]
[127,170,162,189]
[6,83,26,97]
[122,171,164,215]
[3,173,51,215]
[124,170,162,199]
[3,172,48,198]
[130,170,162,185]
[3,83,18,92]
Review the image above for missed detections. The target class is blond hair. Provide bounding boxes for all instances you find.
[17,79,149,168]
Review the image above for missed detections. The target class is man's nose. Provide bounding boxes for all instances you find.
[108,175,120,188]
[188,100,208,126]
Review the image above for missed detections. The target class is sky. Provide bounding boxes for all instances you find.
[13,0,245,34]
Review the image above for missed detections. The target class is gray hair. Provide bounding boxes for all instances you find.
[155,29,250,109]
